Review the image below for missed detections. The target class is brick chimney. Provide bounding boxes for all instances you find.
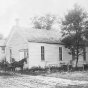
[15,18,19,26]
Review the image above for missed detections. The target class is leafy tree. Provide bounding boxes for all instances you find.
[61,4,88,67]
[0,34,4,39]
[31,13,56,30]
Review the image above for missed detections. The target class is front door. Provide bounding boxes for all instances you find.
[20,51,25,60]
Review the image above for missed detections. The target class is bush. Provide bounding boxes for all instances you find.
[23,65,86,75]
[72,67,83,71]
[26,65,73,73]
[22,67,47,75]
[83,64,88,70]
[29,66,46,72]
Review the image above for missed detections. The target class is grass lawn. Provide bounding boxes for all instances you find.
[0,70,88,88]
[22,69,88,81]
[22,70,88,88]
[45,71,88,81]
[44,71,88,88]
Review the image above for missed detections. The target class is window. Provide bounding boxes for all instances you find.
[59,47,62,61]
[24,49,29,58]
[19,49,28,63]
[19,49,29,58]
[2,46,5,53]
[41,46,45,61]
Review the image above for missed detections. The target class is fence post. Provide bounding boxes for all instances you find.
[83,64,84,71]
[48,64,51,74]
[67,64,69,72]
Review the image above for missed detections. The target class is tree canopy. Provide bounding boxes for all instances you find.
[31,13,56,30]
[61,4,88,67]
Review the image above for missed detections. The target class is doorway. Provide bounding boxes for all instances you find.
[19,49,28,60]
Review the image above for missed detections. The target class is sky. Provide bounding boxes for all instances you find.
[0,0,88,37]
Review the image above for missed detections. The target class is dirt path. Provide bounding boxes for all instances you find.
[0,74,88,88]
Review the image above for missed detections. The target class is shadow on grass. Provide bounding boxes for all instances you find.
[21,70,47,76]
[0,72,13,76]
[0,70,23,79]
[55,84,88,88]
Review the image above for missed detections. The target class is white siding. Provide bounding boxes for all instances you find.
[6,30,29,69]
[28,42,72,68]
[77,55,84,67]
[0,47,5,61]
[28,43,41,68]
[86,47,88,62]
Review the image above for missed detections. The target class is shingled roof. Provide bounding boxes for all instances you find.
[16,26,62,44]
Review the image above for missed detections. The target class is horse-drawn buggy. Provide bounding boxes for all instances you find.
[0,57,27,73]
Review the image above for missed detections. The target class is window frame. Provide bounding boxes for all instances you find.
[41,46,45,61]
[19,49,29,58]
[2,46,5,53]
[59,47,63,61]
[83,47,86,61]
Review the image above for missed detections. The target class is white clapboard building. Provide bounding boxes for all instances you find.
[5,21,88,69]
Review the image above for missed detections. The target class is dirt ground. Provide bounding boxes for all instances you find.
[0,71,88,88]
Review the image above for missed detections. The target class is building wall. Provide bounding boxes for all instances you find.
[86,47,88,62]
[0,47,5,61]
[6,30,29,68]
[28,42,72,68]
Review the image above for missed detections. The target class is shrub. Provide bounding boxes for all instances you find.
[23,66,47,72]
[83,64,88,70]
[72,67,83,71]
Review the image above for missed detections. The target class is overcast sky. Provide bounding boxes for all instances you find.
[0,0,88,37]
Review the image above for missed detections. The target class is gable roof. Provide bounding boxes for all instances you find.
[17,26,62,44]
[6,26,62,45]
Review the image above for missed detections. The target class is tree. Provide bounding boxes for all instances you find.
[0,34,4,39]
[31,13,56,30]
[61,4,88,67]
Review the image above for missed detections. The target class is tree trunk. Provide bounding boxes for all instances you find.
[83,47,86,61]
[75,48,79,68]
[76,56,78,68]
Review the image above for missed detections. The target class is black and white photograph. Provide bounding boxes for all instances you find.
[0,0,88,88]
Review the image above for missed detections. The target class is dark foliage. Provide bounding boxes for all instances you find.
[31,13,56,30]
[61,4,88,67]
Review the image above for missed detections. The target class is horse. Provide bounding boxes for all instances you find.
[11,58,27,73]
